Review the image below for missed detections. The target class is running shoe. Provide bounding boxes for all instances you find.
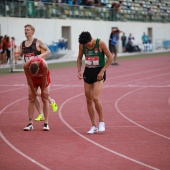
[35,114,45,121]
[87,126,98,134]
[50,100,58,112]
[24,123,33,131]
[98,122,105,132]
[43,123,50,131]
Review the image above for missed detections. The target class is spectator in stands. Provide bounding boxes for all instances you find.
[142,32,148,51]
[142,32,148,44]
[11,37,17,62]
[80,0,86,5]
[124,33,133,52]
[0,1,5,16]
[125,36,141,53]
[131,37,141,52]
[77,31,113,134]
[67,0,73,5]
[121,32,126,52]
[86,0,95,6]
[0,35,7,65]
[148,7,153,22]
[36,0,46,17]
[0,36,4,66]
[111,2,120,21]
[109,28,121,65]
[5,36,11,64]
[128,33,133,43]
[125,40,133,52]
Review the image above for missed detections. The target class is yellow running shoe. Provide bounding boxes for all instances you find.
[50,101,58,112]
[34,114,45,121]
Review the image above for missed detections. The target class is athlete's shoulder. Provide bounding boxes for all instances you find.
[36,38,43,44]
[21,40,26,48]
[98,39,105,45]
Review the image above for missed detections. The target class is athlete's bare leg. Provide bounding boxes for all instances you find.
[92,81,104,122]
[41,85,50,124]
[35,97,43,115]
[113,52,117,63]
[84,80,104,126]
[27,86,36,124]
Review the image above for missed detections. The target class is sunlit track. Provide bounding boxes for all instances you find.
[106,72,170,87]
[57,72,170,169]
[107,66,170,81]
[0,131,50,170]
[0,87,61,170]
[1,84,170,89]
[58,94,160,170]
[114,80,170,140]
[0,55,170,170]
[0,87,27,93]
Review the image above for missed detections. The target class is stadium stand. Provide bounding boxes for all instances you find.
[0,0,170,71]
[0,0,170,22]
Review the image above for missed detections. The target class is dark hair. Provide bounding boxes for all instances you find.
[78,31,92,44]
[29,62,39,75]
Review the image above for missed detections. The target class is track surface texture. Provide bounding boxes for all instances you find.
[0,54,170,170]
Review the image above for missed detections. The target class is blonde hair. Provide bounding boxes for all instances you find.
[24,24,35,34]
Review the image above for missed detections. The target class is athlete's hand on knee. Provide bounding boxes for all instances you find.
[28,93,36,102]
[41,91,49,100]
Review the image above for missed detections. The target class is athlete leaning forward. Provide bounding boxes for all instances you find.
[16,24,58,131]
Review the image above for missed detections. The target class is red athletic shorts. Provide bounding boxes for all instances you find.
[31,70,51,88]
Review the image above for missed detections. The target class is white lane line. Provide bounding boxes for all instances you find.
[0,87,63,169]
[108,72,170,87]
[0,87,26,93]
[114,79,170,141]
[0,131,50,170]
[0,84,170,89]
[0,97,50,170]
[58,93,159,170]
[108,66,170,81]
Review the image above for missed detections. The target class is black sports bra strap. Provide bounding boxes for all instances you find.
[33,38,37,44]
[22,41,26,48]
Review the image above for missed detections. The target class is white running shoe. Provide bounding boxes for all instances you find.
[43,123,50,131]
[98,122,105,132]
[24,123,33,131]
[87,126,98,134]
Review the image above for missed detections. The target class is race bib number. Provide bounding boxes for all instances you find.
[85,57,99,67]
[24,53,35,62]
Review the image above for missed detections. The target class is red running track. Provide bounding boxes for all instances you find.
[0,54,170,170]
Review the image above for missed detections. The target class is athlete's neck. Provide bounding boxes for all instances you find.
[26,37,34,43]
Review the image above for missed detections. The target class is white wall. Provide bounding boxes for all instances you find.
[1,17,170,54]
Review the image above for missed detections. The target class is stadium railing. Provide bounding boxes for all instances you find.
[0,0,170,22]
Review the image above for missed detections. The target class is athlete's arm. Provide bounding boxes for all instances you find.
[15,43,24,60]
[37,39,51,59]
[77,44,84,79]
[97,40,113,80]
[41,60,49,100]
[41,60,48,92]
[23,62,36,96]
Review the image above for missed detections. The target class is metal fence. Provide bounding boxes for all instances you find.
[0,0,170,22]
